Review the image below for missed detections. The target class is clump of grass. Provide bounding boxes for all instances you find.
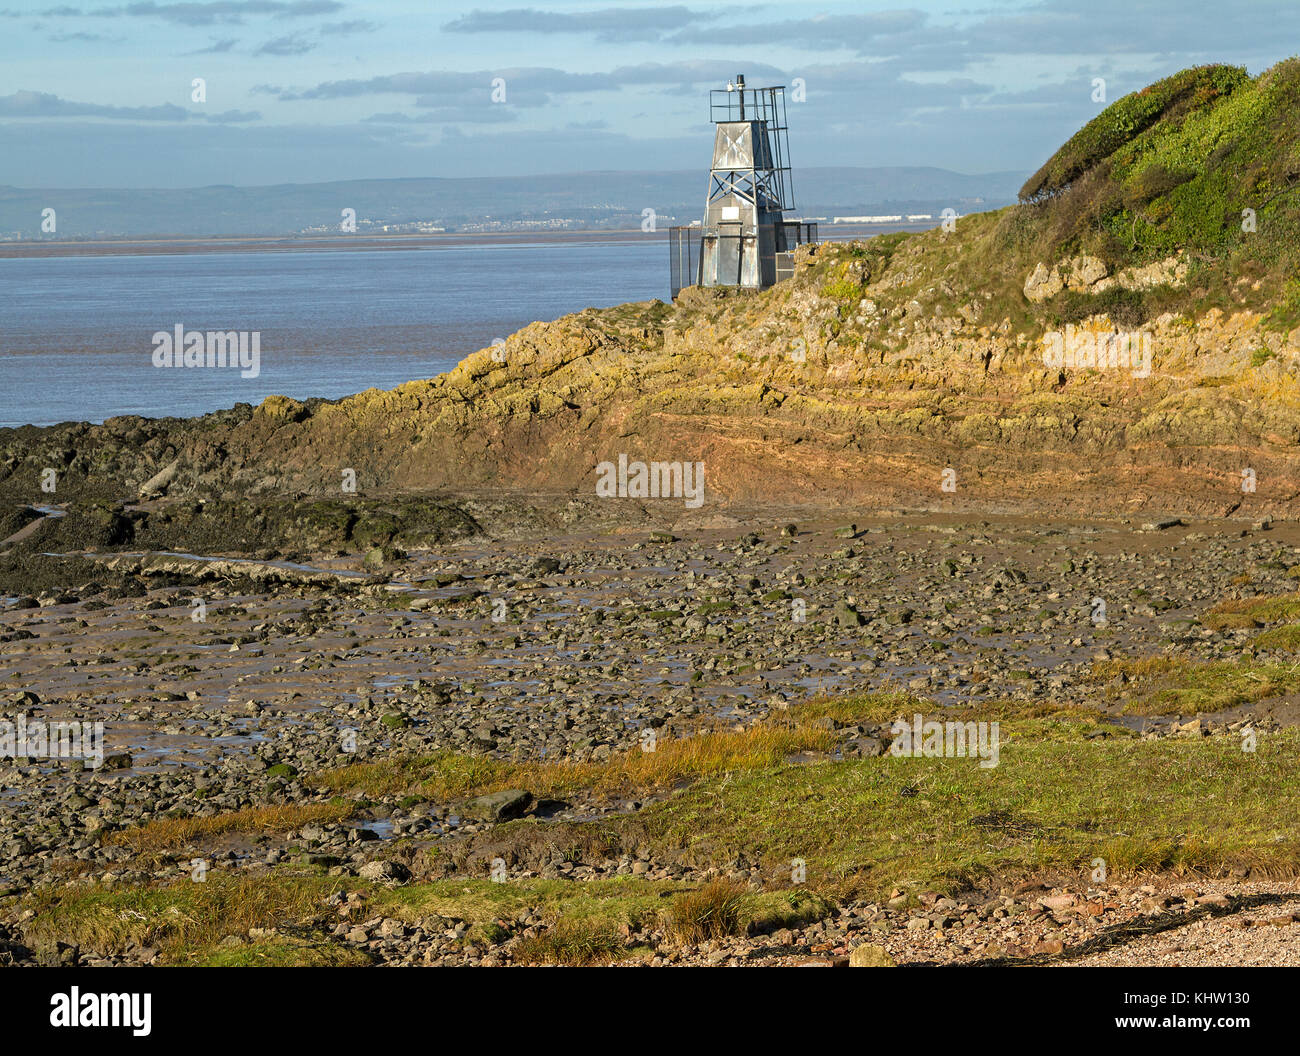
[472,919,512,946]
[637,729,1300,901]
[1091,655,1191,681]
[791,689,926,727]
[664,880,747,945]
[512,917,627,966]
[1049,286,1149,328]
[746,889,834,933]
[1263,279,1300,334]
[317,689,1106,807]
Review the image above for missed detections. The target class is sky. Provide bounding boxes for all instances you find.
[1,0,1298,188]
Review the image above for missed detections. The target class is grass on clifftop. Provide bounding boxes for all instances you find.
[791,58,1300,346]
[1016,61,1300,272]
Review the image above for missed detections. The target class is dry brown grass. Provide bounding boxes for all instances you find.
[1203,591,1300,630]
[106,802,351,855]
[1089,655,1192,681]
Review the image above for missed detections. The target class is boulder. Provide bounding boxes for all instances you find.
[1024,262,1064,302]
[358,860,412,885]
[833,601,865,627]
[464,788,533,822]
[849,944,896,967]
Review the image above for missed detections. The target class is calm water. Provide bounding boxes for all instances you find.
[0,239,664,427]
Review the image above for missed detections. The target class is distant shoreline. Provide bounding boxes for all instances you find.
[0,221,939,259]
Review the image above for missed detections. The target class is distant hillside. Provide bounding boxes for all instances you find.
[0,167,1024,239]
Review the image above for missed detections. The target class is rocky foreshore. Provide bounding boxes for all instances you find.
[3,506,1300,966]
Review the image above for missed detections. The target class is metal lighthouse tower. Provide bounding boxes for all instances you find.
[669,74,817,299]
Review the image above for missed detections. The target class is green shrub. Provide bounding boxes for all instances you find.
[1020,65,1249,202]
[1050,287,1149,328]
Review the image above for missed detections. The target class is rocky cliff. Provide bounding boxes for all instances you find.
[5,61,1300,534]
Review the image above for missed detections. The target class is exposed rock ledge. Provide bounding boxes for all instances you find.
[2,235,1298,523]
[1024,254,1190,303]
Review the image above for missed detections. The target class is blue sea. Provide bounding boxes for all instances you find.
[0,237,665,428]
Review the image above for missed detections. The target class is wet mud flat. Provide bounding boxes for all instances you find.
[2,507,1299,966]
[4,509,1296,768]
